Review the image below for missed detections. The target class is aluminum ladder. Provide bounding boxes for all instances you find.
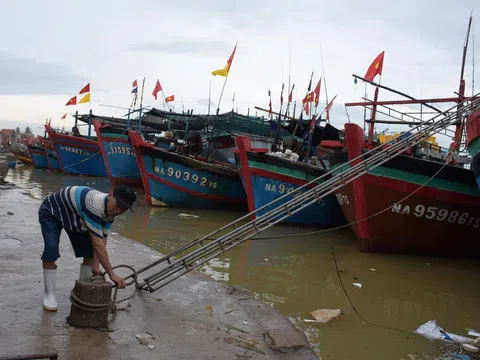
[129,95,480,293]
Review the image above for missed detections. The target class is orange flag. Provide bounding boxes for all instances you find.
[79,83,90,94]
[364,51,385,82]
[65,96,77,106]
[61,114,67,119]
[165,95,175,103]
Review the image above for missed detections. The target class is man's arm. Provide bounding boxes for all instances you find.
[90,233,126,288]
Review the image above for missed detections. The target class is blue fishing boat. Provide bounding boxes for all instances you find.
[234,135,346,227]
[130,131,247,210]
[94,121,142,187]
[45,123,107,177]
[42,138,61,171]
[26,138,49,169]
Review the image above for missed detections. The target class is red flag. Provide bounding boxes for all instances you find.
[79,83,90,94]
[152,80,163,100]
[325,95,337,120]
[364,51,385,82]
[165,95,175,103]
[65,96,77,106]
[132,80,138,87]
[302,92,314,105]
[61,114,66,119]
[304,102,310,116]
[314,79,322,107]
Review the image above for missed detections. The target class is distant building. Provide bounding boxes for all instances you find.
[0,129,16,147]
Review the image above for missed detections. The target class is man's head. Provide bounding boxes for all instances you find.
[106,185,137,217]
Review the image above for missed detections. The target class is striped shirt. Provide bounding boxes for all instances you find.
[40,186,114,238]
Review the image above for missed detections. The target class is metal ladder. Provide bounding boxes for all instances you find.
[130,95,480,293]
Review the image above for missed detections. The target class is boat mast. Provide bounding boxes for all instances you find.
[452,14,473,156]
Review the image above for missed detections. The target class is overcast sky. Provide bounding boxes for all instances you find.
[1,0,479,146]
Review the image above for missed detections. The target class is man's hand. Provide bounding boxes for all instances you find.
[92,265,104,279]
[109,273,127,289]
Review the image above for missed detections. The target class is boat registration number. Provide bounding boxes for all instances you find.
[392,203,480,228]
[264,182,303,197]
[59,146,89,156]
[154,166,217,189]
[107,145,134,156]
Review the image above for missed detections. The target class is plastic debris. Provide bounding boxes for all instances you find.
[243,320,248,325]
[462,344,479,353]
[352,283,362,289]
[308,309,342,323]
[178,213,199,219]
[468,330,480,338]
[148,345,155,351]
[415,320,474,344]
[370,268,377,272]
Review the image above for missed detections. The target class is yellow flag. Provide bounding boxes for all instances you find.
[211,64,229,77]
[211,44,237,77]
[79,93,90,104]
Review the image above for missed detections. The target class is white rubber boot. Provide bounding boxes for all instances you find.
[79,264,92,280]
[43,269,58,311]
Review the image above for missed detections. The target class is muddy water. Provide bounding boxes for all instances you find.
[7,166,480,359]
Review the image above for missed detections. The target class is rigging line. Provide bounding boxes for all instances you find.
[206,155,450,241]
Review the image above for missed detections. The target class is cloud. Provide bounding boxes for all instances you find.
[196,98,216,108]
[128,38,235,56]
[0,52,88,96]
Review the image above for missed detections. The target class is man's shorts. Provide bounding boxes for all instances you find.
[39,207,94,262]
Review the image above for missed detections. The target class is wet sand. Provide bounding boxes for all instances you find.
[0,185,317,359]
[4,166,480,359]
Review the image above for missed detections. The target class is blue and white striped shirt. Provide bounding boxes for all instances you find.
[40,186,113,238]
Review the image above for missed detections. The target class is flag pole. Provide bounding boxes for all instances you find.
[208,80,212,115]
[137,77,146,133]
[216,73,229,115]
[320,46,329,123]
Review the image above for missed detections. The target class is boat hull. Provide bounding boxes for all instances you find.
[336,123,480,256]
[130,132,247,210]
[94,122,142,187]
[11,150,33,166]
[27,146,49,169]
[46,126,107,177]
[234,136,346,227]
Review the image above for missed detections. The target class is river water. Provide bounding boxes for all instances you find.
[6,166,480,359]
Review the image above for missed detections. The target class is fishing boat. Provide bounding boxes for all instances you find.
[333,16,480,256]
[42,138,61,171]
[466,109,480,189]
[334,119,480,256]
[93,121,143,187]
[45,123,107,177]
[129,131,248,210]
[11,150,33,165]
[26,137,49,169]
[234,130,347,227]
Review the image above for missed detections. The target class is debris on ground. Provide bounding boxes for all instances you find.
[370,268,377,272]
[178,213,200,219]
[308,309,342,323]
[7,212,13,216]
[415,320,474,344]
[352,283,362,289]
[135,332,155,345]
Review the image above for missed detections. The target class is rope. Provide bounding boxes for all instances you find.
[69,265,139,316]
[221,155,451,241]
